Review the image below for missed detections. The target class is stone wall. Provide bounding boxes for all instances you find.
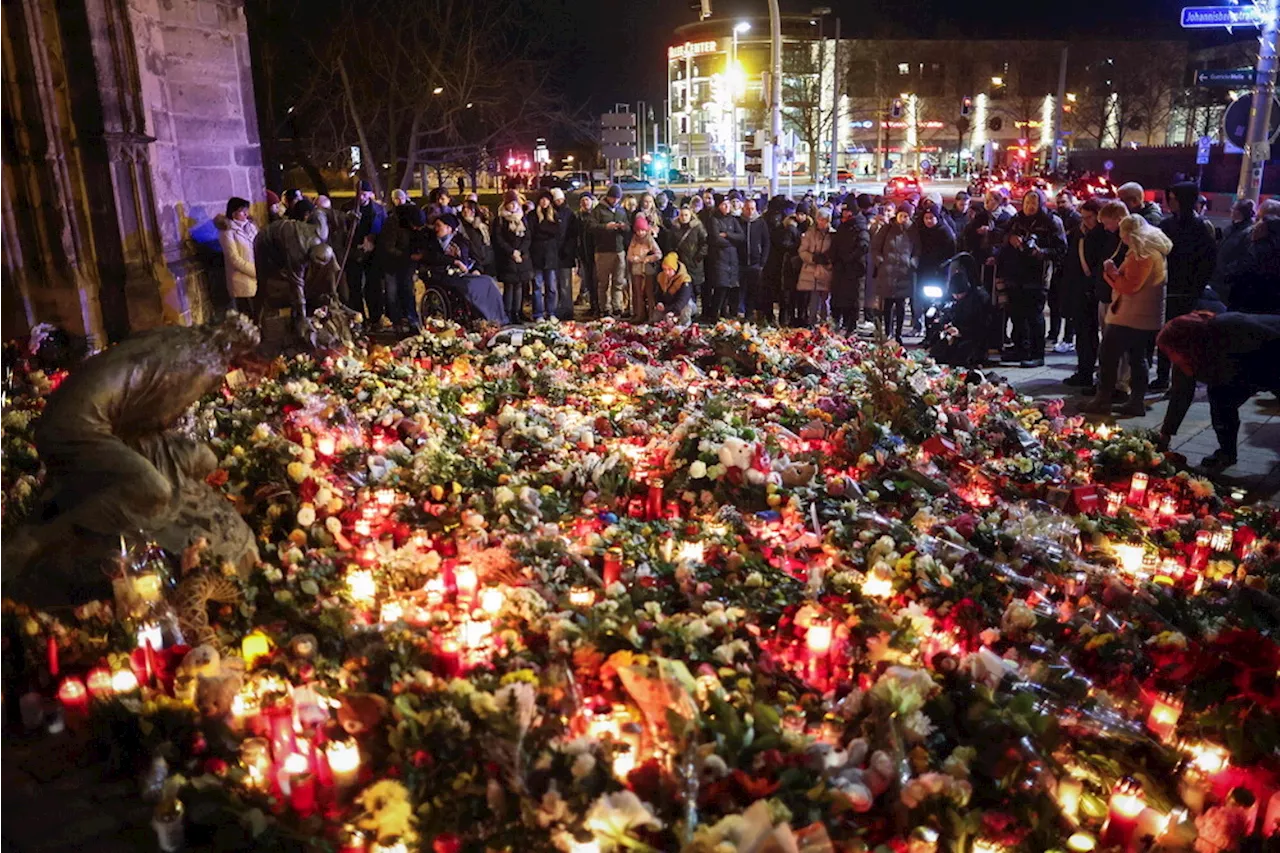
[2,0,262,345]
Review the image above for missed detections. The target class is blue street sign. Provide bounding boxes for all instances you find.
[1195,68,1255,87]
[1180,5,1263,28]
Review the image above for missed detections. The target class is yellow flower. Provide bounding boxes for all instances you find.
[286,461,308,483]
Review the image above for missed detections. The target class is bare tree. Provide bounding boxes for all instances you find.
[292,0,578,196]
[781,45,847,177]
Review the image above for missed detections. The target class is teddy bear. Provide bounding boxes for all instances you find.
[177,645,246,722]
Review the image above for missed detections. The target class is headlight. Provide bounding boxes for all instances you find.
[922,285,945,299]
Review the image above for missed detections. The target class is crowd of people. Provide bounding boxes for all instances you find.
[217,175,1279,472]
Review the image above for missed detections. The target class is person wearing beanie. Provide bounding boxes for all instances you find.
[705,193,746,321]
[591,185,631,316]
[830,201,871,332]
[739,197,770,319]
[797,207,836,326]
[653,251,694,324]
[574,192,598,313]
[343,179,388,326]
[377,200,427,335]
[1154,181,1218,390]
[762,198,802,324]
[627,214,662,321]
[493,189,532,322]
[527,189,563,321]
[1208,198,1256,304]
[216,196,258,314]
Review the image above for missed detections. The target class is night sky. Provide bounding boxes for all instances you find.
[553,0,1239,114]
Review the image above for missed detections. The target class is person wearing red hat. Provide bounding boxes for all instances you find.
[627,214,661,322]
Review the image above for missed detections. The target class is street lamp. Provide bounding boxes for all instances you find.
[433,86,444,95]
[730,22,751,183]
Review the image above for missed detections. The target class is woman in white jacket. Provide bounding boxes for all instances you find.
[215,197,258,314]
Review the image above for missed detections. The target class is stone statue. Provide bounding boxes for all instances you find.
[3,313,261,606]
[254,210,359,351]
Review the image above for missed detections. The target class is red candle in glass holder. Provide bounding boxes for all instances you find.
[282,753,317,816]
[270,709,297,762]
[1191,531,1212,571]
[454,566,478,608]
[1127,473,1149,506]
[57,677,89,728]
[1101,779,1145,849]
[603,548,624,586]
[646,480,665,521]
[436,638,462,678]
[1236,527,1258,559]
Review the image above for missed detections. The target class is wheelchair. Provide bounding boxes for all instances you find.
[417,267,507,326]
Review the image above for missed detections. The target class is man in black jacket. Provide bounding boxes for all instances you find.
[591,185,631,317]
[551,189,576,320]
[1047,190,1082,352]
[1208,199,1256,304]
[344,180,387,326]
[995,189,1066,367]
[738,198,771,318]
[830,204,871,331]
[1155,182,1218,390]
[705,194,746,321]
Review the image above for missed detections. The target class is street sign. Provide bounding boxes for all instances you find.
[1223,92,1280,149]
[1195,68,1255,87]
[1180,5,1263,28]
[1197,135,1213,164]
[600,112,637,161]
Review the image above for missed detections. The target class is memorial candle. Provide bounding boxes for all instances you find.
[1102,779,1145,849]
[283,752,317,816]
[454,566,478,607]
[86,667,114,700]
[1058,776,1084,822]
[57,677,89,727]
[1127,472,1149,506]
[347,569,377,605]
[242,630,272,668]
[315,434,336,458]
[568,586,596,608]
[1105,491,1124,517]
[325,740,361,795]
[1146,693,1182,743]
[646,479,664,520]
[1159,494,1178,518]
[602,547,623,586]
[1210,526,1233,553]
[479,587,505,617]
[47,636,59,678]
[1191,531,1212,571]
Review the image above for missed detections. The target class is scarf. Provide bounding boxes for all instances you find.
[500,206,526,237]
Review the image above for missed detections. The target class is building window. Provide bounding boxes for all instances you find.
[918,62,943,97]
[898,62,910,76]
[681,116,689,134]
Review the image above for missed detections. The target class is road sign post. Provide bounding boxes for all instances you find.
[1195,68,1254,87]
[1180,5,1263,28]
[1239,0,1280,202]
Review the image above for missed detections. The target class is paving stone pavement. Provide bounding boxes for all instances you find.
[995,346,1280,502]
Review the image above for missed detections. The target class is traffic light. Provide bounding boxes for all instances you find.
[689,0,712,18]
[744,132,772,174]
[891,99,903,118]
[961,96,972,117]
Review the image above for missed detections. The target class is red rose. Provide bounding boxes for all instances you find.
[206,469,229,487]
[432,833,463,853]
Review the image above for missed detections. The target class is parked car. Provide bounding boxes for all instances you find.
[615,174,656,193]
[667,169,694,184]
[1064,172,1116,200]
[883,175,922,199]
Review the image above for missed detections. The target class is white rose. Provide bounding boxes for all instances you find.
[688,460,708,480]
[571,752,596,779]
[296,505,316,528]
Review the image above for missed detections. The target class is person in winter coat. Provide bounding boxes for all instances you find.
[672,206,708,314]
[705,195,746,321]
[1063,199,1104,387]
[459,201,493,275]
[1048,190,1083,351]
[739,198,771,319]
[871,209,919,342]
[996,189,1066,367]
[1118,182,1164,227]
[830,204,871,331]
[1080,214,1172,416]
[1207,198,1256,304]
[343,180,387,326]
[493,190,533,322]
[377,203,427,334]
[929,253,993,367]
[636,194,660,230]
[627,214,662,322]
[781,203,813,325]
[653,252,695,324]
[1154,181,1219,389]
[528,190,562,321]
[762,198,801,325]
[216,197,258,314]
[914,208,958,317]
[1158,310,1280,469]
[575,193,598,314]
[592,185,631,317]
[948,191,970,236]
[550,189,577,320]
[797,207,836,326]
[1224,199,1280,315]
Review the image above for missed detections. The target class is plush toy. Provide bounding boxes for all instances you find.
[177,644,246,720]
[338,692,389,736]
[717,437,754,471]
[174,644,224,703]
[195,670,243,720]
